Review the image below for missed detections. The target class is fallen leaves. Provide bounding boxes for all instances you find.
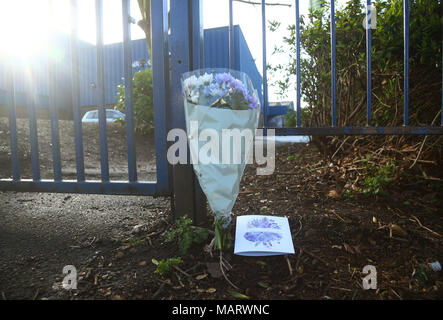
[327,189,341,199]
[390,224,407,237]
[195,274,208,280]
[228,290,249,300]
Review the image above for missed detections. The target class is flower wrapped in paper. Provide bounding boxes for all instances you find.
[181,68,260,251]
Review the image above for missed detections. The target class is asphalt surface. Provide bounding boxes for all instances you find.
[0,191,169,299]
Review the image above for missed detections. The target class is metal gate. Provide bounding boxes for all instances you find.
[0,0,171,196]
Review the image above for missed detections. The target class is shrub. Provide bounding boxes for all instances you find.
[115,68,154,134]
[270,0,442,163]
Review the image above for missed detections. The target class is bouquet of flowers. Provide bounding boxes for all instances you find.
[181,68,260,253]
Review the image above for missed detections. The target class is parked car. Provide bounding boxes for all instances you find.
[82,109,125,123]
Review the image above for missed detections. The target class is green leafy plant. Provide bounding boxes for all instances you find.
[115,68,154,134]
[153,257,182,276]
[166,215,209,254]
[285,108,311,128]
[360,156,399,196]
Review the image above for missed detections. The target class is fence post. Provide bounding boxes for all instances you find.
[170,0,207,225]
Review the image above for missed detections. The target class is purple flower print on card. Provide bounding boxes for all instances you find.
[244,232,282,248]
[247,217,281,229]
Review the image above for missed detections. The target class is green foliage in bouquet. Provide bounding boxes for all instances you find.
[115,68,154,134]
[214,217,233,251]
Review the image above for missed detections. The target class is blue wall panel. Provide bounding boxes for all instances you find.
[203,26,263,105]
[0,26,262,112]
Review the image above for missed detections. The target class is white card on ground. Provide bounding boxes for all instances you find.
[234,215,295,256]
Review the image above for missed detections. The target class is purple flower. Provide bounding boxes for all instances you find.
[215,73,235,85]
[208,83,227,97]
[246,95,259,110]
[244,232,282,248]
[231,79,248,97]
[247,217,281,229]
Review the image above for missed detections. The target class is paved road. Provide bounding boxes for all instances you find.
[0,191,169,299]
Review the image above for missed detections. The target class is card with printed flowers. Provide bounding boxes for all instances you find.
[234,215,295,256]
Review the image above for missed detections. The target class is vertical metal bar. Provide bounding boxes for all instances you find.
[403,0,409,126]
[330,0,337,127]
[228,0,234,70]
[366,0,372,126]
[122,0,137,182]
[151,0,170,193]
[70,0,85,182]
[170,0,206,222]
[261,0,269,128]
[192,0,205,69]
[295,0,301,127]
[191,0,207,222]
[27,63,41,181]
[6,56,20,180]
[48,0,62,181]
[95,0,110,182]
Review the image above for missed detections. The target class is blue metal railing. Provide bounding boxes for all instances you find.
[6,55,20,181]
[403,0,410,126]
[225,0,443,135]
[122,0,137,183]
[48,0,62,182]
[330,0,337,127]
[366,0,372,126]
[1,0,442,197]
[70,0,86,182]
[0,0,171,195]
[95,0,110,183]
[295,0,301,127]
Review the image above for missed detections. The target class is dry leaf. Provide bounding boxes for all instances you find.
[390,224,407,237]
[343,243,354,254]
[196,274,208,280]
[228,290,249,300]
[327,190,341,199]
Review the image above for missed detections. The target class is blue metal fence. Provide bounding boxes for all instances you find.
[225,0,443,136]
[0,0,442,203]
[0,0,171,195]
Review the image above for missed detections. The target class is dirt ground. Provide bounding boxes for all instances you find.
[0,118,442,300]
[0,117,157,181]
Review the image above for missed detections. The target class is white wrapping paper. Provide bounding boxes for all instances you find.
[184,101,260,226]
